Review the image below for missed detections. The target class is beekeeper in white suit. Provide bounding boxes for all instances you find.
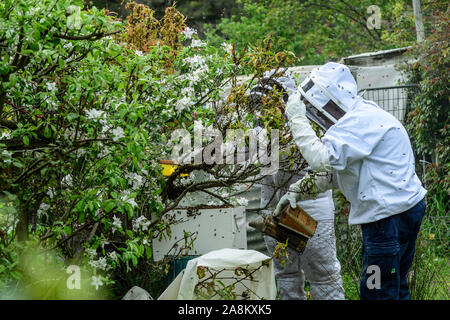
[273,62,427,300]
[261,171,345,300]
[250,70,345,300]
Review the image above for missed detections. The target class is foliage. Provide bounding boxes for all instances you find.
[403,3,449,217]
[89,0,241,34]
[0,0,305,298]
[408,223,450,300]
[205,0,419,65]
[334,204,362,300]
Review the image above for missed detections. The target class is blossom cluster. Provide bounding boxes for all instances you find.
[132,215,151,232]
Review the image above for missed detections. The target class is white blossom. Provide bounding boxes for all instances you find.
[125,172,144,190]
[220,191,229,198]
[37,203,50,218]
[235,197,249,207]
[190,39,206,48]
[47,187,55,199]
[183,55,207,69]
[120,191,138,208]
[112,127,125,141]
[132,215,151,232]
[2,150,12,164]
[64,42,73,51]
[186,72,201,85]
[46,82,57,92]
[76,147,87,158]
[86,108,105,120]
[91,276,103,290]
[88,257,110,271]
[62,174,73,187]
[100,239,110,249]
[181,27,197,40]
[46,98,58,111]
[112,215,122,232]
[0,131,11,140]
[222,42,233,55]
[186,67,209,85]
[126,198,138,208]
[108,251,118,262]
[181,86,195,97]
[175,96,192,112]
[85,247,97,259]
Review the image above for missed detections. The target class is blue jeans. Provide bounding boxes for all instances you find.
[360,199,426,300]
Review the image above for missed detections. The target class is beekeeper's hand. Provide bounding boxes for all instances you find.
[273,190,299,217]
[272,176,305,217]
[285,91,306,121]
[249,69,296,105]
[272,172,334,217]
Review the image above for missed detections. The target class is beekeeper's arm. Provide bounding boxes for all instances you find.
[273,93,376,216]
[284,91,333,172]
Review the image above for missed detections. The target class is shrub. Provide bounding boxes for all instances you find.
[0,0,302,298]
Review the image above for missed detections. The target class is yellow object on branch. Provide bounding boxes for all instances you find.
[160,160,189,177]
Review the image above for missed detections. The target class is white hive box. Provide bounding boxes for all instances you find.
[152,206,247,261]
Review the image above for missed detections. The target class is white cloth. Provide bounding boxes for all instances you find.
[285,62,427,225]
[158,248,277,300]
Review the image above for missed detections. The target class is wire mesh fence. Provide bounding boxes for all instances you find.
[358,84,420,124]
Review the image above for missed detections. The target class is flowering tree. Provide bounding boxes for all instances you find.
[0,0,305,297]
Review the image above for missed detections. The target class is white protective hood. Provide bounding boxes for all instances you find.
[298,62,362,130]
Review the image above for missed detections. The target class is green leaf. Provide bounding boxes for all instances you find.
[44,125,52,138]
[145,246,152,259]
[103,199,116,213]
[22,135,29,146]
[64,226,72,235]
[75,200,86,213]
[11,270,22,280]
[126,230,133,238]
[129,112,138,122]
[78,211,85,223]
[88,201,96,213]
[131,255,138,267]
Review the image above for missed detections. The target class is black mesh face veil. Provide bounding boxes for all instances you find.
[300,79,347,130]
[301,79,315,93]
[300,95,335,130]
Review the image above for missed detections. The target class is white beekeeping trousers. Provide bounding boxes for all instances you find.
[264,220,344,300]
[260,170,345,300]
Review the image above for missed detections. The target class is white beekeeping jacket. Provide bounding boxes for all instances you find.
[323,99,427,225]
